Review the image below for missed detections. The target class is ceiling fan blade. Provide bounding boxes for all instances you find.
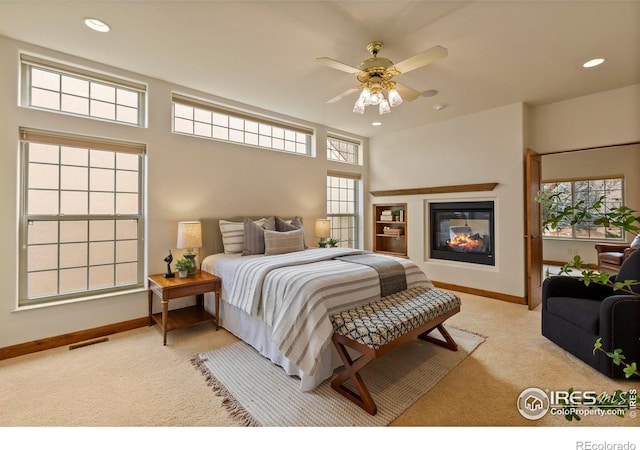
[316,57,360,74]
[326,87,360,104]
[395,83,422,102]
[392,45,448,74]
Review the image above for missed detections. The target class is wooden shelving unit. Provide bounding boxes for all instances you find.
[373,203,408,258]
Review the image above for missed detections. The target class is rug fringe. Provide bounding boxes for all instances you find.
[447,325,487,340]
[191,354,260,427]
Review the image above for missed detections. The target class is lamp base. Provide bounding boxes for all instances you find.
[184,253,197,275]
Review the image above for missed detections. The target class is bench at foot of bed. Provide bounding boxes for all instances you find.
[329,286,461,415]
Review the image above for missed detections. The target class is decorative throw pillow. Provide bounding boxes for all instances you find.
[264,229,305,256]
[275,216,307,248]
[219,220,244,254]
[243,216,276,256]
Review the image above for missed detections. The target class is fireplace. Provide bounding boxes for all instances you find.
[430,201,495,266]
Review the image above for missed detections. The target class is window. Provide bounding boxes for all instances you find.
[541,177,624,240]
[327,173,360,248]
[172,94,313,155]
[19,128,145,306]
[327,136,360,164]
[21,55,146,126]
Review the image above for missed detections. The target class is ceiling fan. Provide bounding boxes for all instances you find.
[316,41,447,114]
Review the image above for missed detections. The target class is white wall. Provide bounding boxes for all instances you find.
[529,84,640,153]
[0,36,367,348]
[530,84,640,265]
[368,103,527,298]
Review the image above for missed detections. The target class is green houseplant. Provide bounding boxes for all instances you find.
[327,237,340,248]
[537,191,640,379]
[174,257,194,278]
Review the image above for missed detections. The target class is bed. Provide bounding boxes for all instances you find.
[200,216,436,391]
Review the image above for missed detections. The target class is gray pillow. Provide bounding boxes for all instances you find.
[264,229,306,256]
[275,216,307,248]
[243,216,276,256]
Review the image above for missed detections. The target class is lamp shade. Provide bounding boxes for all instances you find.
[315,219,331,239]
[177,221,202,249]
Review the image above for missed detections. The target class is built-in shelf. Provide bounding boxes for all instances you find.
[373,203,407,258]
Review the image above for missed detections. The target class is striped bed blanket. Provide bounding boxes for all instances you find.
[226,248,433,376]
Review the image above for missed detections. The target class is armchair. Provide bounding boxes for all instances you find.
[542,250,640,379]
[595,235,640,274]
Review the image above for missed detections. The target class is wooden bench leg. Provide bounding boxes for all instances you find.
[331,336,378,415]
[419,324,458,351]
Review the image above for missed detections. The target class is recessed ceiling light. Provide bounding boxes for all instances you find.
[583,58,605,68]
[433,104,448,111]
[372,122,382,126]
[84,17,110,33]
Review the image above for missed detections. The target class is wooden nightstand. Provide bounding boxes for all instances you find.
[147,270,221,345]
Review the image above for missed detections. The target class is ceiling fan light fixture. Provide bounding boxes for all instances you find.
[388,89,403,107]
[379,99,391,114]
[353,98,366,114]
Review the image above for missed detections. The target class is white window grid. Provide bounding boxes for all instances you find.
[20,139,145,305]
[327,136,360,164]
[542,177,624,241]
[172,100,312,155]
[22,60,145,127]
[327,175,358,248]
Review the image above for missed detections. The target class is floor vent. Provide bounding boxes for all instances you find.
[69,337,109,350]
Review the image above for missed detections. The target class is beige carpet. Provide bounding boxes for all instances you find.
[192,326,484,426]
[1,291,638,429]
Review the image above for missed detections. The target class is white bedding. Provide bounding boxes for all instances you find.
[201,248,434,391]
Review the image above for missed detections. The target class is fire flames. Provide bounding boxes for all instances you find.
[446,232,484,252]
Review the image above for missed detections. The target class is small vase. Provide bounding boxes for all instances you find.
[178,271,187,279]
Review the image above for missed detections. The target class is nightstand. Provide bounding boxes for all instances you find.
[147,270,221,345]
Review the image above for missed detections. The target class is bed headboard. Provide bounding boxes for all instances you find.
[201,215,304,257]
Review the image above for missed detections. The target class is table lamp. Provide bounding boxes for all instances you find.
[315,219,331,248]
[177,220,202,275]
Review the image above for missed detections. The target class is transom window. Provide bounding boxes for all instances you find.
[541,177,624,240]
[172,94,313,155]
[21,54,146,127]
[327,136,360,165]
[19,129,146,306]
[327,173,360,248]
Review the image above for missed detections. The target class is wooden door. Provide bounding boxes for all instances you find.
[525,148,543,310]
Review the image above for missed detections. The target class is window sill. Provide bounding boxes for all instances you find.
[13,287,147,312]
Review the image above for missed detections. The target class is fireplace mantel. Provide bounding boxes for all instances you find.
[370,182,498,197]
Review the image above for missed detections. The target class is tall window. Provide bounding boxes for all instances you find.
[172,94,313,155]
[21,55,146,127]
[19,129,145,306]
[327,173,359,248]
[541,177,624,240]
[327,136,360,164]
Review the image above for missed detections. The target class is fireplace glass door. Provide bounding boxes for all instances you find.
[430,201,495,265]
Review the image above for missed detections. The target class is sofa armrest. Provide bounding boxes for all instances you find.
[595,243,629,254]
[542,276,614,303]
[599,295,640,369]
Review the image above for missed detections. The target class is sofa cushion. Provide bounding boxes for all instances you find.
[545,296,601,334]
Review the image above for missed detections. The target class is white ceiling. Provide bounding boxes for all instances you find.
[0,1,639,138]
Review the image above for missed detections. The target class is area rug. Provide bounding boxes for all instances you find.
[192,326,485,426]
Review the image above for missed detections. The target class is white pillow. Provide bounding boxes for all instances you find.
[219,218,267,254]
[264,229,305,256]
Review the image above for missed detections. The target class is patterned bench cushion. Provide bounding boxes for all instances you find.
[330,286,461,349]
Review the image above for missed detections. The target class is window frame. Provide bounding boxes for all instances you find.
[541,176,625,242]
[327,135,361,165]
[326,172,360,248]
[171,93,314,156]
[18,128,146,307]
[21,54,147,127]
